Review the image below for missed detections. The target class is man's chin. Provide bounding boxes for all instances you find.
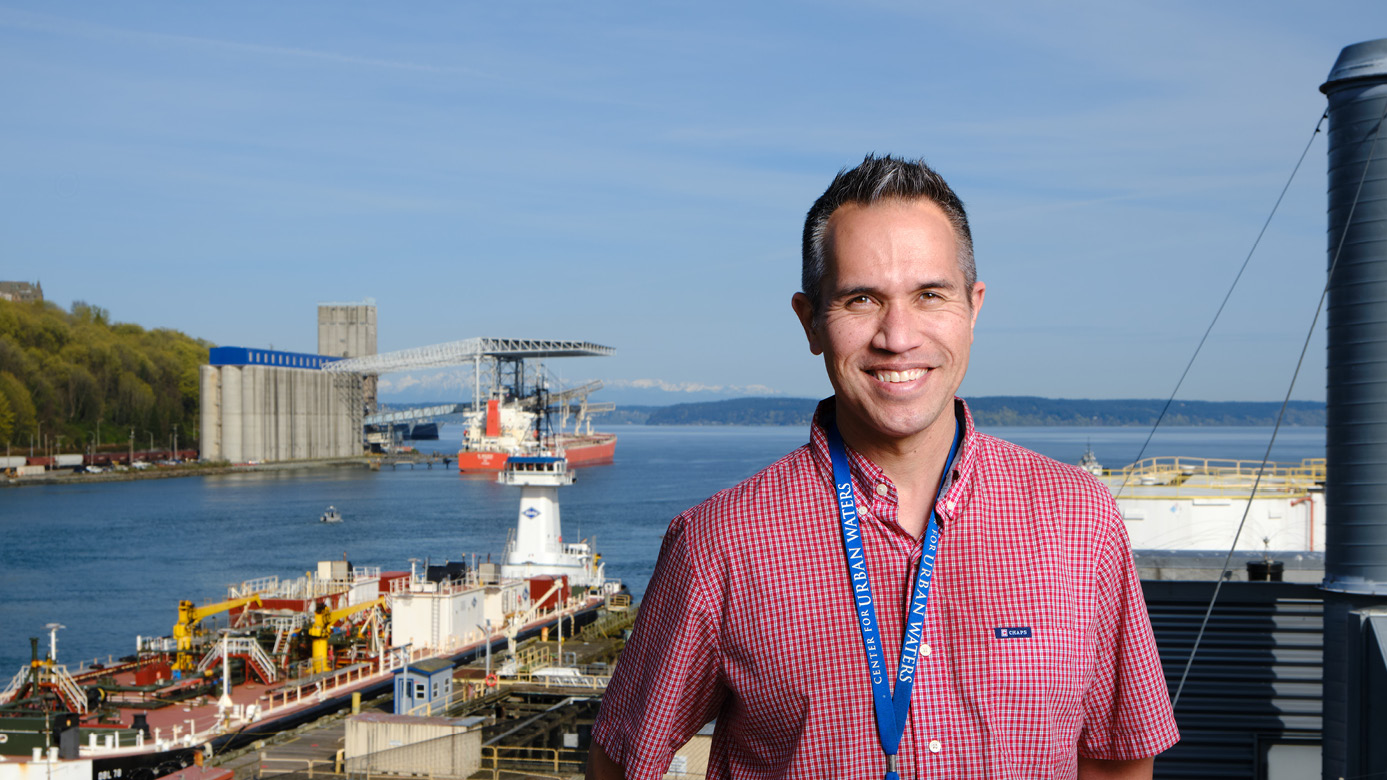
[839,407,948,448]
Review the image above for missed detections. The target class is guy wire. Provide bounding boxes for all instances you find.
[1114,110,1327,501]
[1171,99,1387,708]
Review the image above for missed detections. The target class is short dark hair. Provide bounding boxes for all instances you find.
[800,154,975,316]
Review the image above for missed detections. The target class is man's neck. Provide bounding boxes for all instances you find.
[835,405,958,536]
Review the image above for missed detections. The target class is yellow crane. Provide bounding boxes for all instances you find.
[172,594,263,672]
[308,597,386,674]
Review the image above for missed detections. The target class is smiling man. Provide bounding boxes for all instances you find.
[587,155,1179,779]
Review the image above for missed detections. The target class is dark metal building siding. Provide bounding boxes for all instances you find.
[1145,581,1323,779]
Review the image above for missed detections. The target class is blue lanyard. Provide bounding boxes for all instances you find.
[828,420,960,780]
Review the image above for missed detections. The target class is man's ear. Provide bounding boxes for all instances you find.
[791,293,822,356]
[969,281,986,332]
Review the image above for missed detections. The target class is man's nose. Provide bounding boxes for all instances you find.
[872,302,922,354]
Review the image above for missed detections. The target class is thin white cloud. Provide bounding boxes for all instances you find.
[0,7,490,77]
[376,370,470,394]
[607,378,781,395]
[378,372,783,398]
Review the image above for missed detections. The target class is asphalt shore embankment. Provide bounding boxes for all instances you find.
[2,457,375,488]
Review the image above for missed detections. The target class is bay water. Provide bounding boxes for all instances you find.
[0,422,1324,673]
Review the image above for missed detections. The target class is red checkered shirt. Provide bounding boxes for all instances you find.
[592,398,1179,779]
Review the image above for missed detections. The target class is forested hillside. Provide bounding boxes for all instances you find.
[0,300,210,451]
[641,396,1326,426]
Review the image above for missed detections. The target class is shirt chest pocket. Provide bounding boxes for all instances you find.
[984,611,1085,734]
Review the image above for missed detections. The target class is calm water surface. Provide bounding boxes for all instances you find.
[0,422,1323,672]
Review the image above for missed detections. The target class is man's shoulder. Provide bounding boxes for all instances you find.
[970,431,1116,504]
[966,432,1129,556]
[678,444,824,531]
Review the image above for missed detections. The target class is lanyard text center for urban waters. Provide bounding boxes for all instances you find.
[827,419,960,780]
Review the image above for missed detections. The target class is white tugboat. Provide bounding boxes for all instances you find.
[499,455,605,588]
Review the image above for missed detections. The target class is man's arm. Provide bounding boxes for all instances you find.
[585,743,624,780]
[584,512,724,779]
[1077,756,1153,780]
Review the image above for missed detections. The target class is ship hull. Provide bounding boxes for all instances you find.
[457,434,616,473]
[70,601,603,780]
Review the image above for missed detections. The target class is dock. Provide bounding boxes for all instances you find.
[206,608,635,780]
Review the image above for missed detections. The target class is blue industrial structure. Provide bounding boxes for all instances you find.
[393,658,455,715]
[209,346,342,370]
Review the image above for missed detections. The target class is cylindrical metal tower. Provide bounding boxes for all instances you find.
[1320,36,1387,779]
[198,365,220,461]
[1323,38,1387,594]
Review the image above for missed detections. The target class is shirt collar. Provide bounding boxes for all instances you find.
[809,396,979,518]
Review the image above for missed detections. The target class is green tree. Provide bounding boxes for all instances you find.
[0,371,36,437]
[0,389,12,444]
[0,299,211,446]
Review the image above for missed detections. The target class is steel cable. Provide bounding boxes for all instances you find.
[1171,99,1387,708]
[1113,111,1327,502]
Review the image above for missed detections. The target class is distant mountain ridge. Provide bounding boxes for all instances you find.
[640,396,1326,427]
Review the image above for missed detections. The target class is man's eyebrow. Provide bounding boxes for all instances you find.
[915,278,961,291]
[832,285,879,299]
[830,279,960,298]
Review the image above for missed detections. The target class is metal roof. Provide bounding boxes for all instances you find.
[322,337,615,375]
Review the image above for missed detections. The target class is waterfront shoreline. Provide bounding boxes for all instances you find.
[1,457,373,487]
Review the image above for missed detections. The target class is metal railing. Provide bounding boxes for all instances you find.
[514,645,552,672]
[580,604,635,641]
[266,614,310,632]
[48,664,87,713]
[1104,456,1325,498]
[480,746,585,779]
[229,576,281,599]
[259,663,375,714]
[197,637,279,683]
[507,672,610,691]
[0,666,28,704]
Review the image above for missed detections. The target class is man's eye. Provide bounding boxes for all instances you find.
[845,295,873,307]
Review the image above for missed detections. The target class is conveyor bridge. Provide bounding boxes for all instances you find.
[364,404,467,427]
[323,338,614,376]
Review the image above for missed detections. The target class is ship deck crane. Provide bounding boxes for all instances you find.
[500,580,565,672]
[308,597,387,674]
[521,380,603,411]
[173,594,264,671]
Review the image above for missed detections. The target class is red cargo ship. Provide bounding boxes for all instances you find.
[457,397,616,472]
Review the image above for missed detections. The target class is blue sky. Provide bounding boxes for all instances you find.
[2,2,1380,403]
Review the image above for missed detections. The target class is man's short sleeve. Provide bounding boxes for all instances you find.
[1079,514,1181,759]
[590,512,725,779]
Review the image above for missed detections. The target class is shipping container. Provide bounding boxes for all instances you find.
[54,454,83,468]
[0,456,25,469]
[16,465,45,477]
[529,575,570,610]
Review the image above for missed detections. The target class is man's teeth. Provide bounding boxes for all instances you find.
[873,369,926,383]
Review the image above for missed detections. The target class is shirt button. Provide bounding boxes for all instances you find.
[929,740,942,753]
[875,483,889,497]
[944,499,956,511]
[921,643,931,657]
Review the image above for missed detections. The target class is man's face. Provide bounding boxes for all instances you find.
[792,199,985,454]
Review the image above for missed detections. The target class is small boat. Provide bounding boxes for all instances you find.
[320,506,342,523]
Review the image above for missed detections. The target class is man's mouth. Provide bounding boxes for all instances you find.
[871,368,928,383]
